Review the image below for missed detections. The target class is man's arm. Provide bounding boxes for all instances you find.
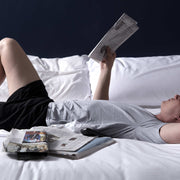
[160,123,180,143]
[93,47,116,100]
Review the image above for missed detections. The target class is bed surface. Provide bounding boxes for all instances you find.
[0,54,179,179]
[0,129,180,180]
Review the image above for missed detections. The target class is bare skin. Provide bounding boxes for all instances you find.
[0,38,40,96]
[156,95,180,143]
[93,47,116,100]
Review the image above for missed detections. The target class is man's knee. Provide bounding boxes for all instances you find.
[0,38,18,52]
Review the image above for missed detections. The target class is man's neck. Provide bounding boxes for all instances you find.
[155,114,165,122]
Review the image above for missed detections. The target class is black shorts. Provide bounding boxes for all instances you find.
[0,80,53,131]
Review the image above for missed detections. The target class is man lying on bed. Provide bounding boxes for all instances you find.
[0,38,179,144]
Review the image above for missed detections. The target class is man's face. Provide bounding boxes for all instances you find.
[161,94,180,122]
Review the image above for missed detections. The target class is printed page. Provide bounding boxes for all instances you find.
[7,129,26,144]
[46,127,95,152]
[4,127,95,152]
[88,13,139,62]
[22,125,95,151]
[23,131,47,143]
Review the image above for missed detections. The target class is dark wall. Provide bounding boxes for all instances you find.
[0,0,180,58]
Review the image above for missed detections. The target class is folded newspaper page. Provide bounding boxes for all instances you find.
[45,126,95,152]
[3,127,115,159]
[50,137,115,159]
[88,13,139,62]
[3,127,95,153]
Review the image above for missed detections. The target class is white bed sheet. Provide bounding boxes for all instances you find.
[0,123,180,180]
[0,108,179,180]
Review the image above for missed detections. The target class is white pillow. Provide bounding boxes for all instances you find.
[0,55,91,102]
[87,55,180,106]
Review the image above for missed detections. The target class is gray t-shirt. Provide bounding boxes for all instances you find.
[46,100,166,143]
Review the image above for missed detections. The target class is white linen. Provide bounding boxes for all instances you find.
[87,55,180,106]
[0,55,91,102]
[0,129,180,180]
[0,54,180,180]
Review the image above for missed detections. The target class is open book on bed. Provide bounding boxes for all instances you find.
[3,127,115,160]
[88,13,139,62]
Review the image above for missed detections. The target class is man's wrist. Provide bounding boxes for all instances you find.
[100,68,112,75]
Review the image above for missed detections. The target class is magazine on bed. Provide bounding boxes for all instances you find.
[3,127,115,160]
[4,130,48,153]
[88,13,139,62]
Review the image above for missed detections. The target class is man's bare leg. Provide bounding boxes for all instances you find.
[0,38,40,96]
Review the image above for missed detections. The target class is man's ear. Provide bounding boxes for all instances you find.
[175,116,180,123]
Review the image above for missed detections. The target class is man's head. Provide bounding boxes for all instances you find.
[156,95,180,123]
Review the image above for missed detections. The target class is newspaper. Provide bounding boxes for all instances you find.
[88,13,139,62]
[3,127,116,159]
[50,136,115,159]
[7,129,25,144]
[45,127,95,152]
[4,126,95,153]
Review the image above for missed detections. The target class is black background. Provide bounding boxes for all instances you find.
[0,0,179,58]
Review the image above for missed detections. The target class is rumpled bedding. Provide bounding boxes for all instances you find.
[0,54,179,180]
[0,129,180,180]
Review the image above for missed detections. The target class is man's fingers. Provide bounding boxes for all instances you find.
[102,46,116,61]
[112,52,116,58]
[107,47,115,55]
